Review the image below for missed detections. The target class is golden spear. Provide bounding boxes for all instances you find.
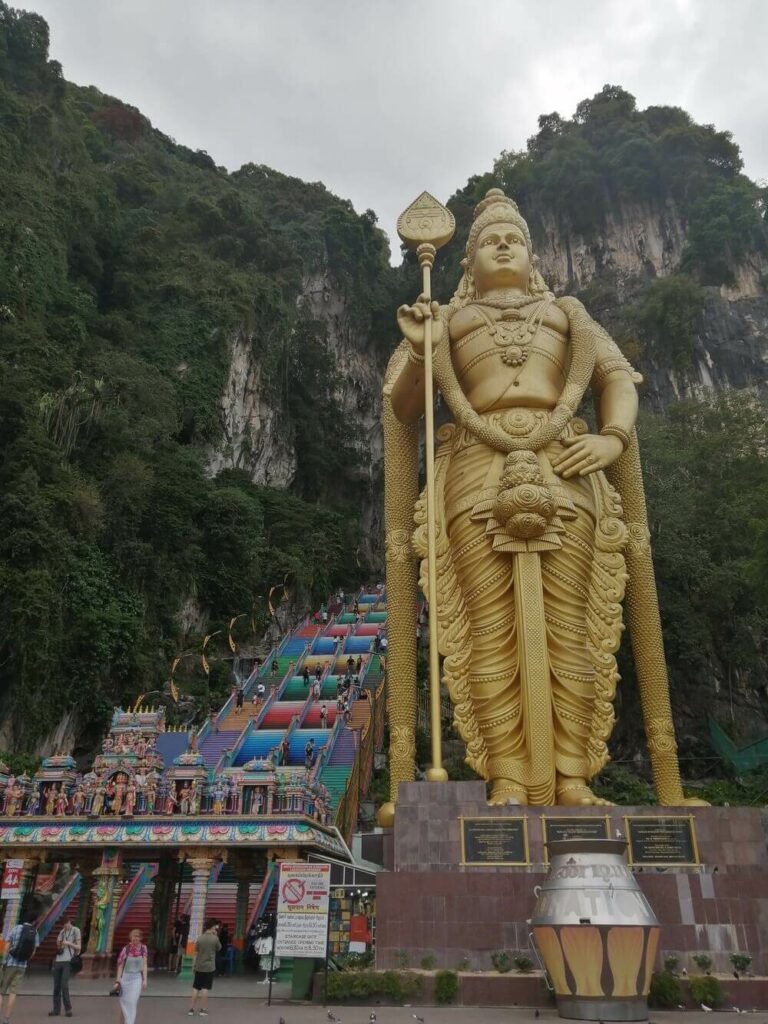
[396,192,455,782]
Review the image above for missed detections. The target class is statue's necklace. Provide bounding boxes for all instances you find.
[469,299,549,368]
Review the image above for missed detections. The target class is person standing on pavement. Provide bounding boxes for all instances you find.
[188,920,221,1017]
[115,928,147,1024]
[50,914,81,1018]
[0,911,39,1024]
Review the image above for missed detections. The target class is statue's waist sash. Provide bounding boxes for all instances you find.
[439,409,604,554]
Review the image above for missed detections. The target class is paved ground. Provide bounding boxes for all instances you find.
[4,976,762,1024]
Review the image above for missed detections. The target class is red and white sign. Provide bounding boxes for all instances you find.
[275,862,330,958]
[1,860,24,900]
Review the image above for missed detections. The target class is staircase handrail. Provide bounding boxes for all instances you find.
[312,716,343,781]
[297,689,315,728]
[246,859,278,932]
[116,863,157,926]
[35,872,81,942]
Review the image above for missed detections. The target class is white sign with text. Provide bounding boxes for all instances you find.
[274,861,330,959]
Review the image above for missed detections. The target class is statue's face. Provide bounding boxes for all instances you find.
[473,222,531,294]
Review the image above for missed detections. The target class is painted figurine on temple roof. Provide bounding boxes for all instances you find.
[163,786,177,815]
[178,783,192,815]
[72,785,86,816]
[102,735,114,753]
[55,788,68,816]
[91,781,105,816]
[124,778,137,816]
[112,774,127,814]
[5,780,23,816]
[44,784,57,816]
[145,776,157,814]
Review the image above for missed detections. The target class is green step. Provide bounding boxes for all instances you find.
[365,611,387,622]
[367,655,382,676]
[281,678,308,700]
[320,766,353,810]
[337,613,356,624]
[320,678,338,699]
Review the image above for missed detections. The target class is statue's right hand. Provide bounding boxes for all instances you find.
[397,294,443,355]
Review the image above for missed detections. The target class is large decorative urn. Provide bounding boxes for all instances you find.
[531,839,659,1022]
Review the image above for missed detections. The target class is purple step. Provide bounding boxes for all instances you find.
[328,728,356,766]
[199,730,241,767]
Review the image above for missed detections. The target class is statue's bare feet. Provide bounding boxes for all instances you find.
[556,776,613,807]
[488,779,528,806]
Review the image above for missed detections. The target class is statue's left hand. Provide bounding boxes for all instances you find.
[552,433,624,478]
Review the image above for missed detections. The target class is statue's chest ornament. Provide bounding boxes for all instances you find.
[469,301,547,368]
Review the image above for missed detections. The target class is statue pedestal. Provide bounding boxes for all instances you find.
[376,782,768,989]
[79,952,112,979]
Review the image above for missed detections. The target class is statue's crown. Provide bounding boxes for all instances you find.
[466,187,532,259]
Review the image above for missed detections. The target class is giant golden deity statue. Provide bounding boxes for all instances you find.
[381,189,700,818]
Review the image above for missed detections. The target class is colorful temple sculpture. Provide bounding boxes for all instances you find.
[0,589,387,979]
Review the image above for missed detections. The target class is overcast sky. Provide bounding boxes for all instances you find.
[27,0,768,259]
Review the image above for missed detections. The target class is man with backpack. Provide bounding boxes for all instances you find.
[0,911,39,1024]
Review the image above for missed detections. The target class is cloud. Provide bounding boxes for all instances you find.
[30,0,768,257]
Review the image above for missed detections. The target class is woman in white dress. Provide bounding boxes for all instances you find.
[115,928,147,1024]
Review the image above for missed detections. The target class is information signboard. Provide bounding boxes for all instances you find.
[1,859,24,900]
[274,862,331,959]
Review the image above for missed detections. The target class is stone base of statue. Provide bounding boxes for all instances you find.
[375,783,768,1008]
[78,952,112,979]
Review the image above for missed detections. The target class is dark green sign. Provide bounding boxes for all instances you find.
[460,817,528,865]
[626,816,699,865]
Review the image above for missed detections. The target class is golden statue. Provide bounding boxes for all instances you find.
[382,188,701,815]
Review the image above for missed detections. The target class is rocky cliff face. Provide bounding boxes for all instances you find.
[206,271,386,564]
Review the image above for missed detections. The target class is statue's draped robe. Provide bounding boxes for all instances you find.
[409,304,635,802]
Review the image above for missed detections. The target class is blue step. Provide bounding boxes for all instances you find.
[199,731,240,767]
[329,729,356,766]
[312,638,336,654]
[282,638,306,655]
[344,637,373,654]
[233,730,284,766]
[287,730,329,767]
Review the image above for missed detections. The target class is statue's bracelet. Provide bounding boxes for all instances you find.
[599,425,632,451]
[407,344,425,365]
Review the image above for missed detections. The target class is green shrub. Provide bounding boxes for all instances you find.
[456,956,470,972]
[692,953,712,973]
[649,971,682,1009]
[326,970,422,1003]
[730,952,752,973]
[491,950,511,974]
[513,953,534,973]
[394,950,409,969]
[663,954,680,974]
[434,970,458,1005]
[420,954,436,971]
[689,975,723,1007]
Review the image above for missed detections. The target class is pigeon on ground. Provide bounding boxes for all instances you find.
[412,1016,426,1023]
[279,1018,286,1024]
[702,1004,713,1013]
[328,1014,336,1022]
[678,1005,685,1010]
[734,971,741,980]
[535,1012,540,1019]
[370,1014,377,1024]
[682,968,688,976]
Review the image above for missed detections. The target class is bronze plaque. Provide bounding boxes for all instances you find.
[460,816,528,866]
[625,815,699,865]
[542,815,610,859]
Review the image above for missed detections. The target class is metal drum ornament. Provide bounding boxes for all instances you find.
[531,839,659,1022]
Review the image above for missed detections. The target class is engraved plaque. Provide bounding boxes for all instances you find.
[460,816,528,865]
[625,816,699,865]
[542,816,610,860]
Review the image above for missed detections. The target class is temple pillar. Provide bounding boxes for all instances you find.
[0,853,43,956]
[81,848,122,978]
[150,853,178,969]
[180,848,226,981]
[232,852,263,971]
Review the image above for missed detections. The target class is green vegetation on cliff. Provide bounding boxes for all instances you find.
[0,3,388,750]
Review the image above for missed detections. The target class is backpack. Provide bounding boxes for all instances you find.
[10,923,36,962]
